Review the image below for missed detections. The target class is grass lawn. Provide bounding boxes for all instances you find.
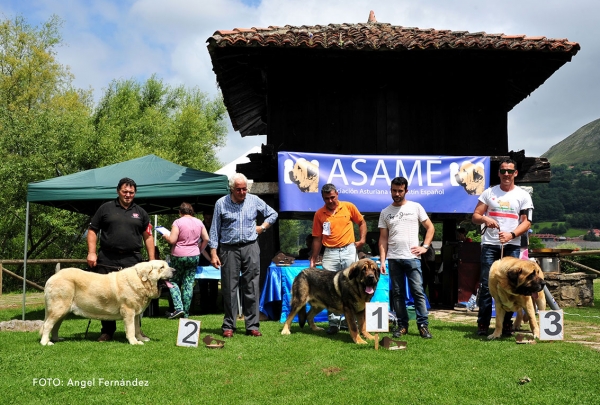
[1,289,600,405]
[532,222,587,238]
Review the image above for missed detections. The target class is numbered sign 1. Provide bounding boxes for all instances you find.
[176,318,201,347]
[365,302,389,332]
[539,310,564,340]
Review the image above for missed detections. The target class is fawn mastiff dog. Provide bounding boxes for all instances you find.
[488,257,546,339]
[40,260,174,345]
[281,258,379,344]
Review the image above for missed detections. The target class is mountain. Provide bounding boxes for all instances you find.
[542,118,600,165]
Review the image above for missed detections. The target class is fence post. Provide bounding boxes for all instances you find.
[0,263,3,296]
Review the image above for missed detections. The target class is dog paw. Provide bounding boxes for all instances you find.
[281,329,291,335]
[487,333,501,340]
[355,339,368,344]
[363,333,375,340]
[311,326,324,331]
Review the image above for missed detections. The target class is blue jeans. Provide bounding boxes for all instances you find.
[389,259,429,328]
[322,244,357,327]
[477,244,520,327]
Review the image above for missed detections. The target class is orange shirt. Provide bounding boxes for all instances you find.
[312,201,364,248]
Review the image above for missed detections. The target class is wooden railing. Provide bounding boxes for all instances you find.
[0,259,87,295]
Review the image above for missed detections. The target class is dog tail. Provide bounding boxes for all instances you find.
[298,305,307,328]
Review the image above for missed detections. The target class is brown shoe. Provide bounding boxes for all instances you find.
[97,333,112,342]
[223,329,234,338]
[245,330,262,337]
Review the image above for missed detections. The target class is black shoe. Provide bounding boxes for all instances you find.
[502,321,514,337]
[166,310,185,319]
[477,324,489,336]
[418,324,432,339]
[392,326,408,338]
[326,326,339,335]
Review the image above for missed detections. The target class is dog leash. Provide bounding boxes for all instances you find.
[499,226,504,259]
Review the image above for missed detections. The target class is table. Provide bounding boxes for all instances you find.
[195,266,220,279]
[259,259,429,324]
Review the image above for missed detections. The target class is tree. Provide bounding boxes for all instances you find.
[0,15,94,285]
[0,16,229,291]
[84,75,227,172]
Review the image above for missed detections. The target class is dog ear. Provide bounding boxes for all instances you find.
[474,164,485,181]
[506,267,521,286]
[136,263,151,282]
[347,262,361,279]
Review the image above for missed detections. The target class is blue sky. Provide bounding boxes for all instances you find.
[1,0,599,165]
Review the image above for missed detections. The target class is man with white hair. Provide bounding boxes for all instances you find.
[209,173,278,338]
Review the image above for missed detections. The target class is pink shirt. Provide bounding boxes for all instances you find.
[171,216,205,257]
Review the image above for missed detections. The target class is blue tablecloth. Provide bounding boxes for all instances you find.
[259,259,428,324]
[195,266,220,280]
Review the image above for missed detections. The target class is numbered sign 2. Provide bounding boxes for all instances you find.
[365,302,389,332]
[539,310,564,340]
[176,318,201,347]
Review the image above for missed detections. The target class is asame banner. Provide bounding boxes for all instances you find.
[278,152,490,213]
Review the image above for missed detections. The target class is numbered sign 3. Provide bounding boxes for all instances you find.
[176,318,202,347]
[366,302,389,332]
[539,310,564,340]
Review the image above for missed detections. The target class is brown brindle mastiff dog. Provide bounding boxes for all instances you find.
[488,256,546,340]
[281,258,379,344]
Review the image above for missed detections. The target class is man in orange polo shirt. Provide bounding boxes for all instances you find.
[309,183,367,335]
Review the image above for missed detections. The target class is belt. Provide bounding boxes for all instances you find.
[222,240,257,248]
[325,243,354,250]
[101,247,140,255]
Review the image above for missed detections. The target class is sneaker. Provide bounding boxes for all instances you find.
[326,325,339,335]
[166,310,185,319]
[477,324,489,336]
[392,326,408,338]
[139,331,150,342]
[418,324,432,339]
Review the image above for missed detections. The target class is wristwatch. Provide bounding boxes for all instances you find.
[422,244,429,249]
[510,232,516,239]
[261,225,267,232]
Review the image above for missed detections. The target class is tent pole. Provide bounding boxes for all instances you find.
[22,202,30,321]
[154,215,157,244]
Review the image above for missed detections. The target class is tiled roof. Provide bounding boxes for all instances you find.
[208,22,580,55]
[206,13,580,137]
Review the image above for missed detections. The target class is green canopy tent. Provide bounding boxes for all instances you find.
[21,154,230,318]
[27,154,230,215]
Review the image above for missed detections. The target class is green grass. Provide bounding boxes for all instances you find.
[532,222,587,238]
[2,291,600,405]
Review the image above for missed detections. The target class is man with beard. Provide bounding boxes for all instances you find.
[378,176,435,339]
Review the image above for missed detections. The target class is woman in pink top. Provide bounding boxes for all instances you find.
[162,202,209,318]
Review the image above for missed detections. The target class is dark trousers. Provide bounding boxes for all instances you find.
[95,249,143,336]
[477,244,520,327]
[219,242,260,332]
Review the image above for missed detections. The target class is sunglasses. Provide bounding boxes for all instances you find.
[499,169,516,175]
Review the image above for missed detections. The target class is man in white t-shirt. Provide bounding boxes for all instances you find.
[472,158,533,337]
[378,177,435,339]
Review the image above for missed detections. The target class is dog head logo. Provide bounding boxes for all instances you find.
[454,161,485,195]
[287,158,319,193]
[498,200,511,210]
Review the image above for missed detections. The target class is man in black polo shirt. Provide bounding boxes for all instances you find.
[87,177,155,342]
